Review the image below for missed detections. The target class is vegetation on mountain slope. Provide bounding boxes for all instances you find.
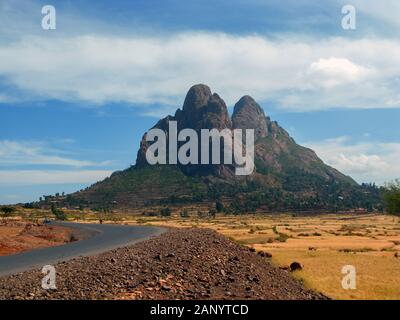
[36,85,385,213]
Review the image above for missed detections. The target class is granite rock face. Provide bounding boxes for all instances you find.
[135,84,355,184]
[232,95,268,140]
[136,84,234,176]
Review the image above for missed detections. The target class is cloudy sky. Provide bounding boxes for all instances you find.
[1,0,400,204]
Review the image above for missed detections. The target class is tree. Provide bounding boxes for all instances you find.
[0,206,15,218]
[160,207,171,217]
[197,210,206,218]
[209,208,217,219]
[180,209,189,218]
[384,180,400,215]
[215,201,224,213]
[51,204,67,220]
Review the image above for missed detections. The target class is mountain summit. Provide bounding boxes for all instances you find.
[68,84,377,212]
[136,84,354,183]
[232,95,268,139]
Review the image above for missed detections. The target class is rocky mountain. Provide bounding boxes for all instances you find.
[136,84,355,184]
[136,84,234,177]
[65,84,380,212]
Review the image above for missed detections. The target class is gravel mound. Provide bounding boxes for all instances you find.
[0,228,326,300]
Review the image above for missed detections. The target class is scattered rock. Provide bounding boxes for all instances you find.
[257,251,272,258]
[290,262,304,272]
[161,285,172,291]
[155,254,162,261]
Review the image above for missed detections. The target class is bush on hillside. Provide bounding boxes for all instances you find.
[51,204,67,221]
[384,180,400,215]
[160,207,171,217]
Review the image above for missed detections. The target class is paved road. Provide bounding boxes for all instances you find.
[0,222,165,277]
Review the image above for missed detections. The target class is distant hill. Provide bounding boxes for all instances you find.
[61,84,382,212]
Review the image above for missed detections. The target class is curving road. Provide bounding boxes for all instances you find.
[0,222,165,277]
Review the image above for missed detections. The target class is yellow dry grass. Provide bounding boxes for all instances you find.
[122,212,400,300]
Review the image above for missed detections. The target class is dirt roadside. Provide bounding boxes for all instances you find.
[0,227,327,300]
[0,220,79,256]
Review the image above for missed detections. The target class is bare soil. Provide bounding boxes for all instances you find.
[0,221,75,256]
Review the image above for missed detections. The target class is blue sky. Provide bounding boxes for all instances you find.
[1,0,400,204]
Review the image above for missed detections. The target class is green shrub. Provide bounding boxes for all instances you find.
[208,208,217,219]
[0,206,15,216]
[180,209,190,218]
[215,201,224,213]
[160,207,171,217]
[51,204,67,221]
[384,180,400,215]
[276,232,290,242]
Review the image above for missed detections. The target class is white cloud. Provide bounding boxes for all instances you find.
[305,137,400,184]
[0,140,111,167]
[0,33,399,111]
[0,140,114,187]
[308,57,372,89]
[0,170,112,186]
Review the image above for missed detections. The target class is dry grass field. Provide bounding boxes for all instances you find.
[120,211,400,300]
